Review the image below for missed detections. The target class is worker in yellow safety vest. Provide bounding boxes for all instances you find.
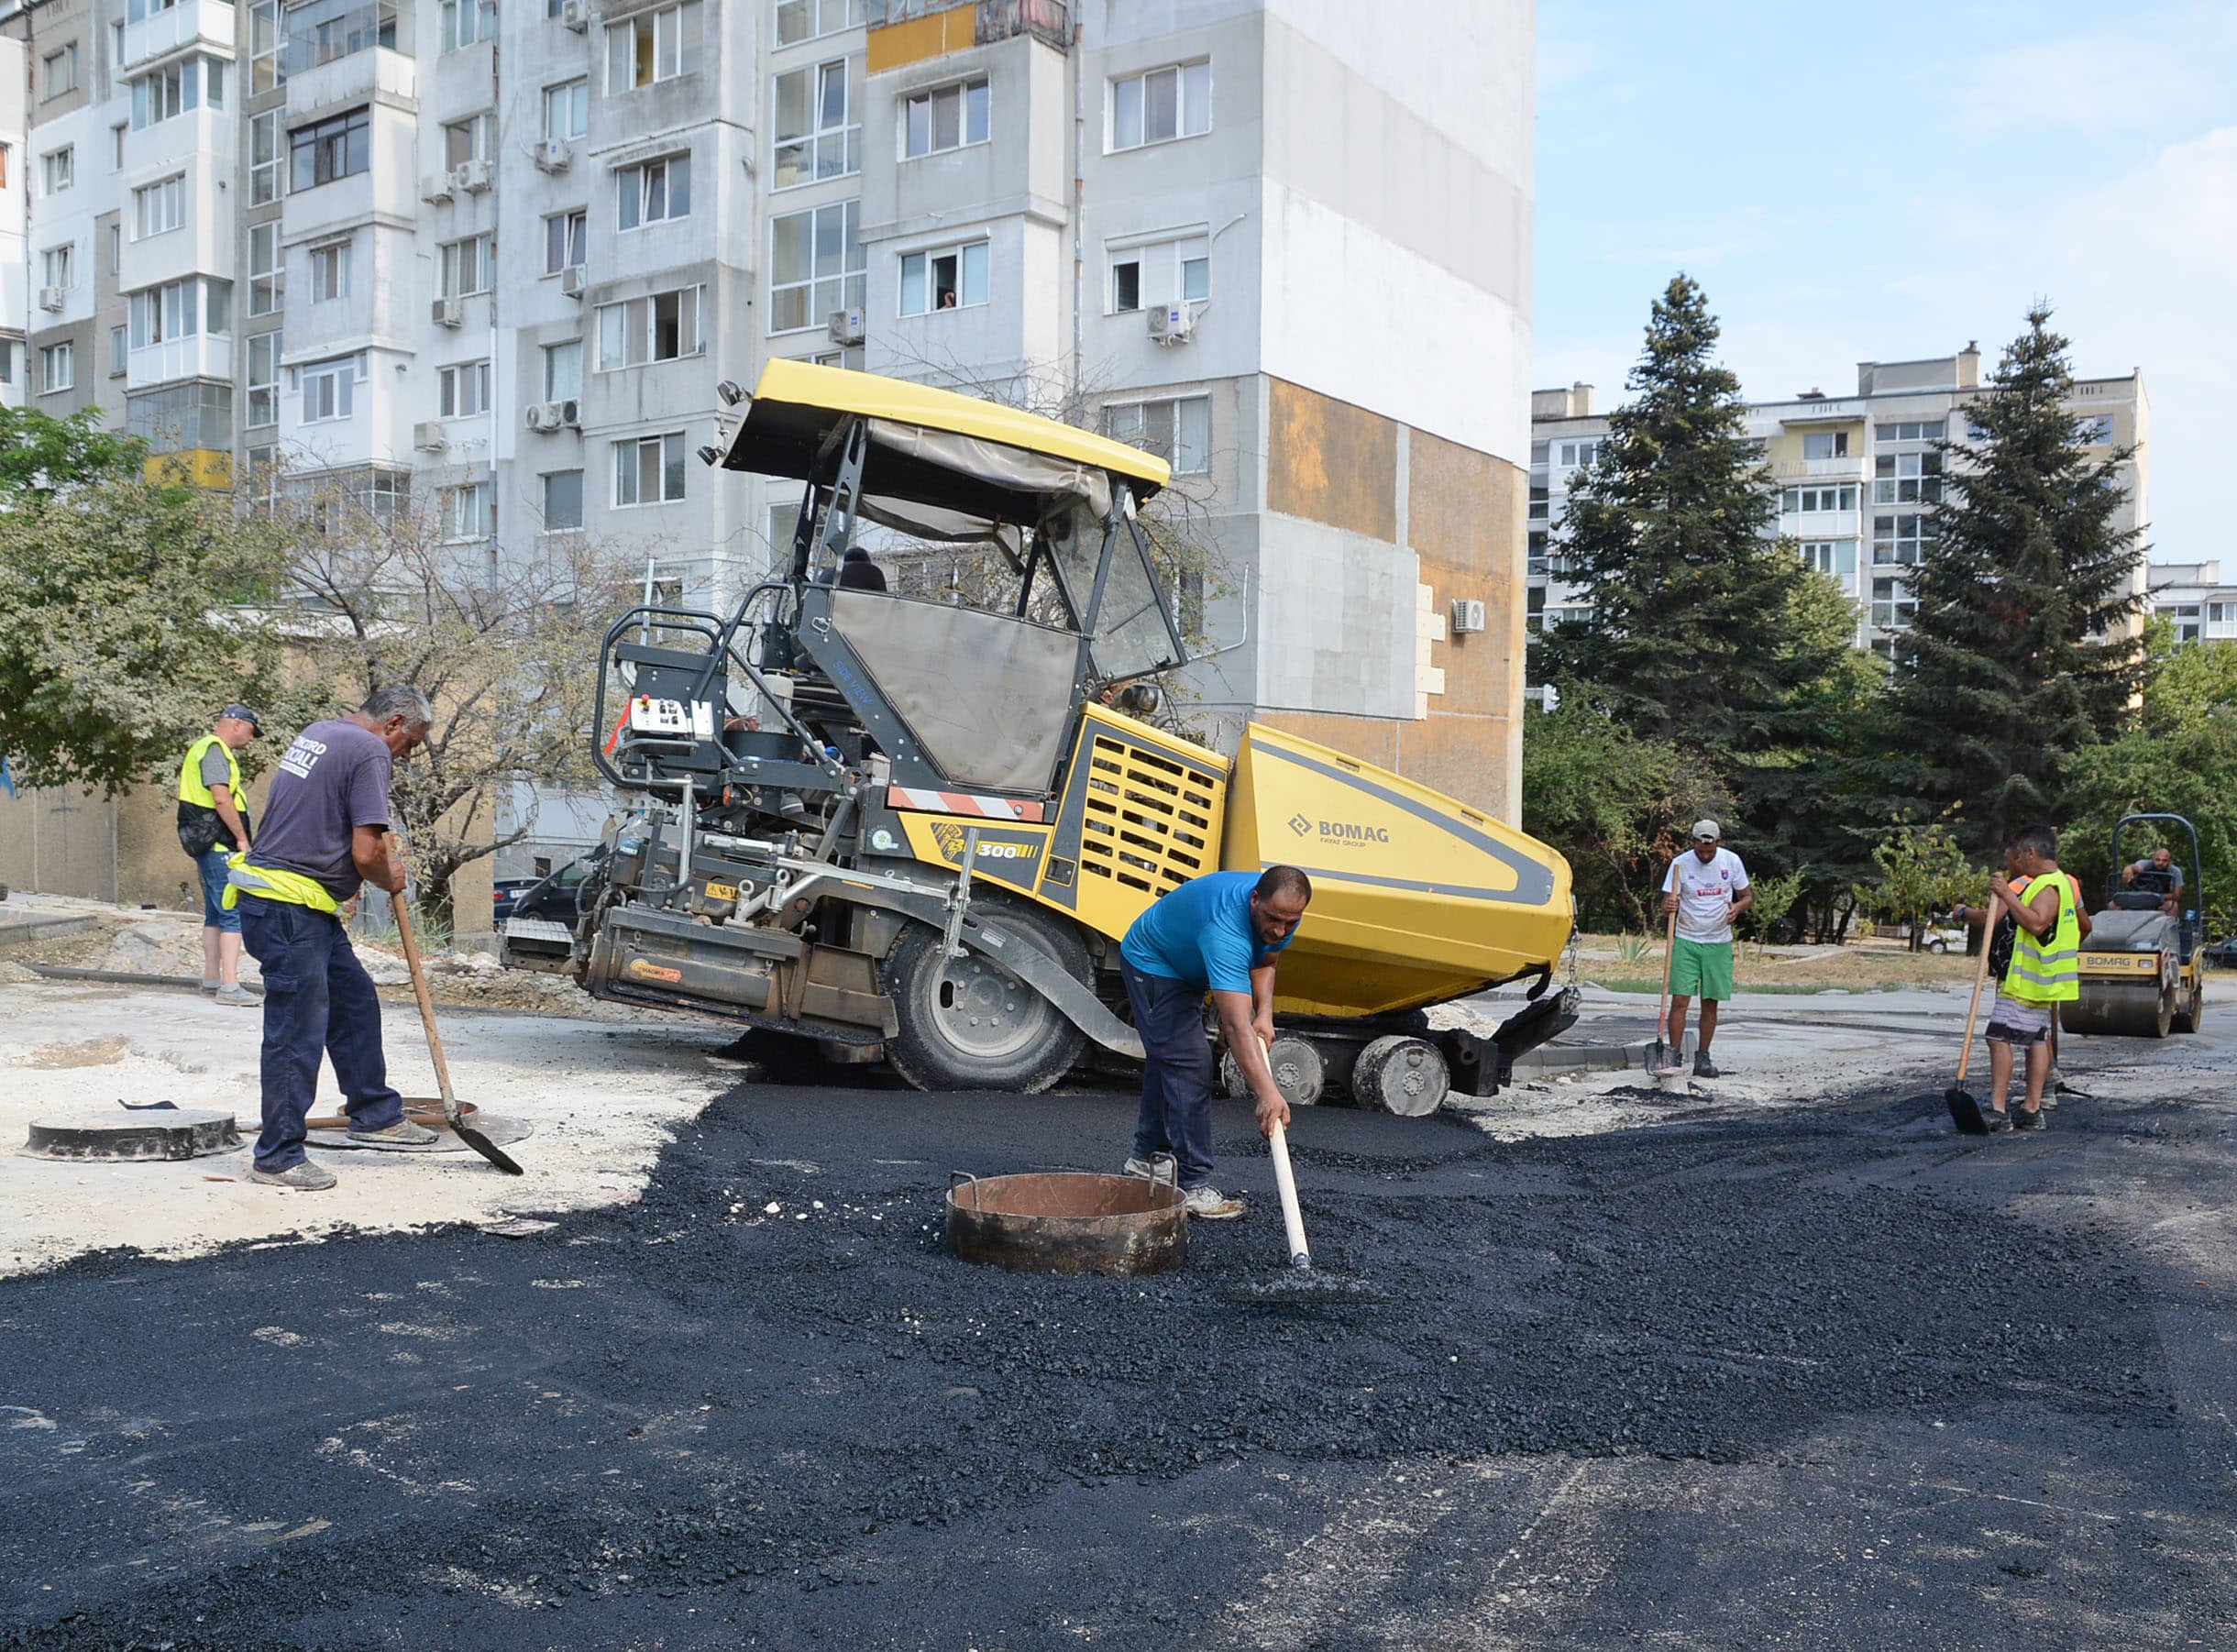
[1978,822,2079,1131]
[176,705,262,1006]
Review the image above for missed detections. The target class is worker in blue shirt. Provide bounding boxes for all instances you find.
[1118,865,1312,1218]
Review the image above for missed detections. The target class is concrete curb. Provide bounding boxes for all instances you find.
[0,915,98,948]
[1510,1040,1651,1076]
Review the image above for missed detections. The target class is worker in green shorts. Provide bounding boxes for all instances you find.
[1659,820,1754,1078]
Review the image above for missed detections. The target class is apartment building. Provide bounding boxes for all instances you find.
[2143,562,2237,645]
[1528,346,2152,664]
[2,0,1537,879]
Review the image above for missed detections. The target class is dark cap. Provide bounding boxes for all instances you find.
[219,703,262,734]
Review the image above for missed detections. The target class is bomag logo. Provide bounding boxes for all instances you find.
[1313,820,1391,845]
[1286,813,1313,837]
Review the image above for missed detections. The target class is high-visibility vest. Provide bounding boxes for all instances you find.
[224,854,341,916]
[177,734,242,811]
[2003,872,2080,1006]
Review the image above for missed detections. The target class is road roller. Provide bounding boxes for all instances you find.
[2062,812,2205,1040]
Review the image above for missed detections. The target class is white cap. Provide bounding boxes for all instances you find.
[1691,820,1721,842]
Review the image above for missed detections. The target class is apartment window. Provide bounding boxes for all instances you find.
[439,234,496,298]
[1557,439,1602,468]
[248,223,283,314]
[774,56,860,187]
[40,147,72,194]
[129,278,221,348]
[40,344,74,393]
[1799,541,1855,578]
[1781,484,1856,513]
[1528,481,1548,520]
[440,0,496,51]
[132,55,224,129]
[1802,430,1851,460]
[1873,419,1945,445]
[442,481,493,541]
[2210,602,2234,625]
[2073,413,2113,446]
[775,0,863,45]
[300,239,350,303]
[1107,235,1207,314]
[768,201,863,333]
[43,44,78,99]
[110,325,127,378]
[898,239,986,315]
[1104,396,1210,476]
[1871,451,1943,505]
[286,0,399,72]
[40,245,73,291]
[1870,513,1935,567]
[444,113,496,168]
[250,112,283,204]
[606,0,704,93]
[111,124,126,170]
[595,285,704,369]
[544,339,583,401]
[543,469,585,531]
[617,153,690,229]
[903,79,987,159]
[107,223,121,276]
[302,354,359,422]
[251,0,285,93]
[132,176,184,238]
[247,333,281,427]
[290,107,369,190]
[545,209,588,274]
[614,432,687,506]
[1870,577,1916,630]
[438,359,491,417]
[544,78,589,140]
[1110,61,1210,150]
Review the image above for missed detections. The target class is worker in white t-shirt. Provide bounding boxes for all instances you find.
[1658,820,1754,1077]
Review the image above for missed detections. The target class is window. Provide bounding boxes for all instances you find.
[768,202,863,332]
[43,44,78,99]
[898,238,987,315]
[1873,420,1945,445]
[1802,430,1850,460]
[131,56,223,128]
[775,0,862,44]
[1799,541,1856,578]
[1104,396,1210,476]
[442,481,493,541]
[290,107,369,190]
[1107,236,1208,314]
[1557,439,1602,468]
[444,113,496,168]
[2073,413,2113,446]
[107,223,121,276]
[251,0,285,93]
[544,339,583,401]
[1871,450,1943,504]
[247,333,281,428]
[1870,577,1916,630]
[41,343,74,394]
[774,56,859,187]
[302,354,360,423]
[614,432,687,505]
[439,234,496,297]
[111,124,126,169]
[110,325,127,378]
[1109,61,1211,150]
[40,147,72,193]
[438,359,491,417]
[128,278,224,348]
[545,209,588,274]
[307,240,351,303]
[903,78,988,159]
[249,223,283,314]
[0,341,11,386]
[616,153,690,228]
[132,176,183,238]
[594,285,704,369]
[544,78,589,140]
[606,1,703,92]
[284,0,398,72]
[543,469,585,531]
[250,111,283,204]
[1528,480,1548,520]
[2211,601,2235,625]
[1781,484,1857,513]
[1870,513,1935,566]
[440,0,495,51]
[40,245,73,291]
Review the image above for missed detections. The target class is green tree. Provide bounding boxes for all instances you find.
[1877,304,2146,854]
[1853,822,1981,951]
[0,404,145,498]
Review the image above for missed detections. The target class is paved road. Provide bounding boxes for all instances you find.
[3,997,2234,1650]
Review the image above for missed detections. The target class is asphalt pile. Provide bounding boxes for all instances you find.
[0,1081,2192,1650]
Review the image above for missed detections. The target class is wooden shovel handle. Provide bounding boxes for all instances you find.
[1657,876,1681,1037]
[1955,897,1999,1084]
[384,843,460,1124]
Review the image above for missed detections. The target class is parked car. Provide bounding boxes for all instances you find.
[509,850,604,925]
[491,876,543,924]
[2202,936,2237,969]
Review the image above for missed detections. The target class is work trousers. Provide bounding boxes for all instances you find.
[239,896,405,1172]
[1122,958,1218,1189]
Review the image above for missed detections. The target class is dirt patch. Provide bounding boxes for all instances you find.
[19,1035,130,1070]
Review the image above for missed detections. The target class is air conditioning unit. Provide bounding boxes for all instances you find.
[1450,598,1487,634]
[37,286,65,313]
[827,307,865,347]
[523,402,549,432]
[422,172,455,204]
[560,0,590,28]
[453,158,493,193]
[554,398,580,429]
[534,139,571,173]
[413,421,446,453]
[1148,303,1194,344]
[558,264,587,299]
[430,296,464,327]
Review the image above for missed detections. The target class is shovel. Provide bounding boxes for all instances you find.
[1647,898,1688,1076]
[1944,899,2000,1135]
[389,877,524,1175]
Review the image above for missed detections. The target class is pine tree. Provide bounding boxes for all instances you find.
[1537,274,1845,754]
[1878,304,2145,854]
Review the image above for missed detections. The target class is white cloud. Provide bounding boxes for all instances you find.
[1958,7,2237,134]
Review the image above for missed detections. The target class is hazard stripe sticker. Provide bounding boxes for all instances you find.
[887,787,1045,823]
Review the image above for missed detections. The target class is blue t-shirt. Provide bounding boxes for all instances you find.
[1120,870,1294,995]
[248,719,394,900]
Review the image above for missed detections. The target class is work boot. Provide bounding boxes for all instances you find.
[250,1161,338,1191]
[1692,1051,1721,1079]
[2012,1106,2046,1131]
[1982,1109,2013,1134]
[351,1118,440,1145]
[214,984,259,1008]
[1182,1184,1245,1220]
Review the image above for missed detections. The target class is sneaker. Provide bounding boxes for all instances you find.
[214,984,259,1008]
[1692,1052,1722,1078]
[1122,1156,1157,1179]
[1182,1184,1246,1220]
[2012,1107,2046,1131]
[250,1161,338,1191]
[1983,1109,2013,1134]
[199,979,220,996]
[350,1118,440,1145]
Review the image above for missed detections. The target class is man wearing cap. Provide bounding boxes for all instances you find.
[177,706,262,1007]
[1659,820,1754,1078]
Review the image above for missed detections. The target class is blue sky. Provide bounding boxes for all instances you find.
[1532,1,2236,565]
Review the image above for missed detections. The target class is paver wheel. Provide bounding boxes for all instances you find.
[2172,979,2204,1034]
[879,899,1089,1093]
[1352,1035,1450,1117]
[1219,1033,1327,1108]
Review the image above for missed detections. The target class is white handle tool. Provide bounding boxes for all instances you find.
[1267,1118,1312,1269]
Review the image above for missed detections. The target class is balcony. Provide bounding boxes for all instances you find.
[128,332,233,392]
[120,0,237,72]
[867,0,1068,66]
[1770,455,1865,481]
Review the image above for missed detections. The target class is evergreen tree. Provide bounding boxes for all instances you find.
[1877,304,2145,854]
[1537,274,1846,754]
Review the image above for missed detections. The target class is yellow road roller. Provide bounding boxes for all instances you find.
[2063,812,2205,1039]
